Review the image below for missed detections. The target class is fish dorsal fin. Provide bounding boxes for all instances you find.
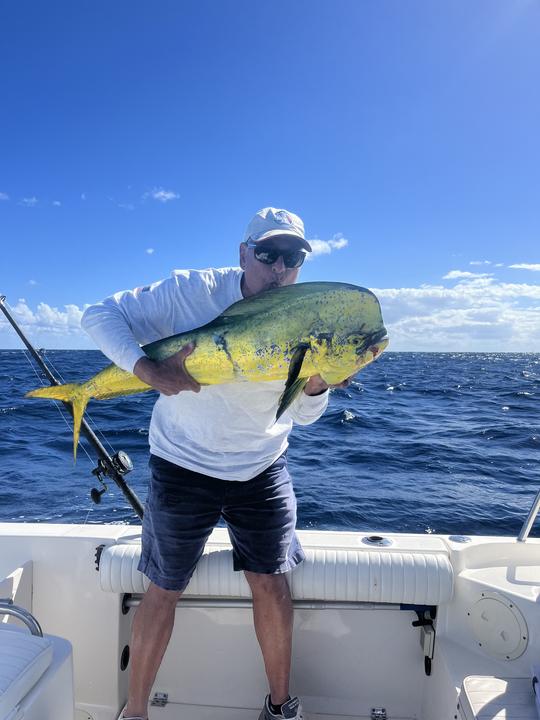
[221,282,351,320]
[276,343,309,420]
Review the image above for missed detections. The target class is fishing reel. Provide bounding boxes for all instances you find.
[90,451,133,504]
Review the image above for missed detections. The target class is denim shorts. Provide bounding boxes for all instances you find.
[138,453,305,591]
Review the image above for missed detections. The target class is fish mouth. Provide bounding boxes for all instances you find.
[355,328,389,356]
[369,336,389,358]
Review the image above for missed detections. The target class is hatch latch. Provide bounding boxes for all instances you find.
[412,606,436,675]
[150,692,169,707]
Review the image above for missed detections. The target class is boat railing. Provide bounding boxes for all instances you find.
[0,598,43,636]
[517,487,540,542]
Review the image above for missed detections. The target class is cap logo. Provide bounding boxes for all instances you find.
[274,210,293,225]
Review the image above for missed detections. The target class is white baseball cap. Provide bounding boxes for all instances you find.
[243,207,312,252]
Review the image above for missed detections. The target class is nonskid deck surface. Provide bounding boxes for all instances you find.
[126,706,411,720]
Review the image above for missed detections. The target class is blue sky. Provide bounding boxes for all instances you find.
[1,0,539,351]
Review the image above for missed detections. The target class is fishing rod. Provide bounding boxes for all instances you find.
[0,295,144,520]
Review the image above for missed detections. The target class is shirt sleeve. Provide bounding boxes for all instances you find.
[81,268,242,374]
[286,388,329,426]
[81,276,180,373]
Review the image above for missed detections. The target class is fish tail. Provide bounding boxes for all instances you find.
[25,383,90,461]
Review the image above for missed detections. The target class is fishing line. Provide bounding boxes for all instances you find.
[78,413,116,455]
[43,352,116,453]
[3,295,151,520]
[9,300,118,456]
[32,349,105,521]
[41,352,68,383]
[21,347,91,460]
[21,348,96,466]
[41,348,119,455]
[78,403,117,454]
[16,350,94,525]
[82,505,94,526]
[21,345,107,523]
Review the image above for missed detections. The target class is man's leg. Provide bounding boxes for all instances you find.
[245,571,293,706]
[123,582,182,718]
[130,455,224,716]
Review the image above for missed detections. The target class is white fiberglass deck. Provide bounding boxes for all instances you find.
[1,523,540,720]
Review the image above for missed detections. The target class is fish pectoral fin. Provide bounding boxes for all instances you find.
[276,344,309,420]
[276,378,308,420]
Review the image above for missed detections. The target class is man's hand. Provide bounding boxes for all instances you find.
[304,374,355,396]
[134,343,201,396]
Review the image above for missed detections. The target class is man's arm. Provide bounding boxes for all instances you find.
[304,375,354,394]
[81,278,179,372]
[133,346,200,395]
[284,373,356,426]
[284,379,329,426]
[82,276,201,394]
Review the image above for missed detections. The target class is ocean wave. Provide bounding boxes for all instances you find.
[1,350,539,537]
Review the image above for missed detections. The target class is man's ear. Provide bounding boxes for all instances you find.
[239,242,247,270]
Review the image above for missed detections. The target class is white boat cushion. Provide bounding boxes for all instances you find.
[99,543,453,605]
[0,627,53,718]
[459,676,537,719]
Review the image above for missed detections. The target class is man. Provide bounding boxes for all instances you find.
[82,207,342,720]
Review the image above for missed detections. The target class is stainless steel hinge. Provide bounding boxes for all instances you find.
[150,692,169,707]
[371,709,387,720]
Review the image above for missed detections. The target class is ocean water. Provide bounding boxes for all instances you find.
[1,350,539,537]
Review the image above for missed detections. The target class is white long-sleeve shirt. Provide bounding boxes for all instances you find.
[81,267,329,480]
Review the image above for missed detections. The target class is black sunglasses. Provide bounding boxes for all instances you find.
[246,241,306,269]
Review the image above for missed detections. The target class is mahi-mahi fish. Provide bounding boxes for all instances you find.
[26,281,389,458]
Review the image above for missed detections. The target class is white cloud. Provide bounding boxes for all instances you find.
[142,187,180,203]
[0,300,97,350]
[28,280,37,286]
[146,248,155,255]
[307,234,349,259]
[20,197,38,207]
[118,203,135,211]
[52,200,61,207]
[3,273,539,352]
[469,260,492,265]
[374,277,540,351]
[0,192,9,201]
[0,300,86,338]
[443,270,492,280]
[508,263,540,272]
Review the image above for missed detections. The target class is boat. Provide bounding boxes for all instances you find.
[1,299,540,720]
[1,511,540,720]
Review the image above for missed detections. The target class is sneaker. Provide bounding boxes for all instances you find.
[120,707,147,720]
[258,695,304,719]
